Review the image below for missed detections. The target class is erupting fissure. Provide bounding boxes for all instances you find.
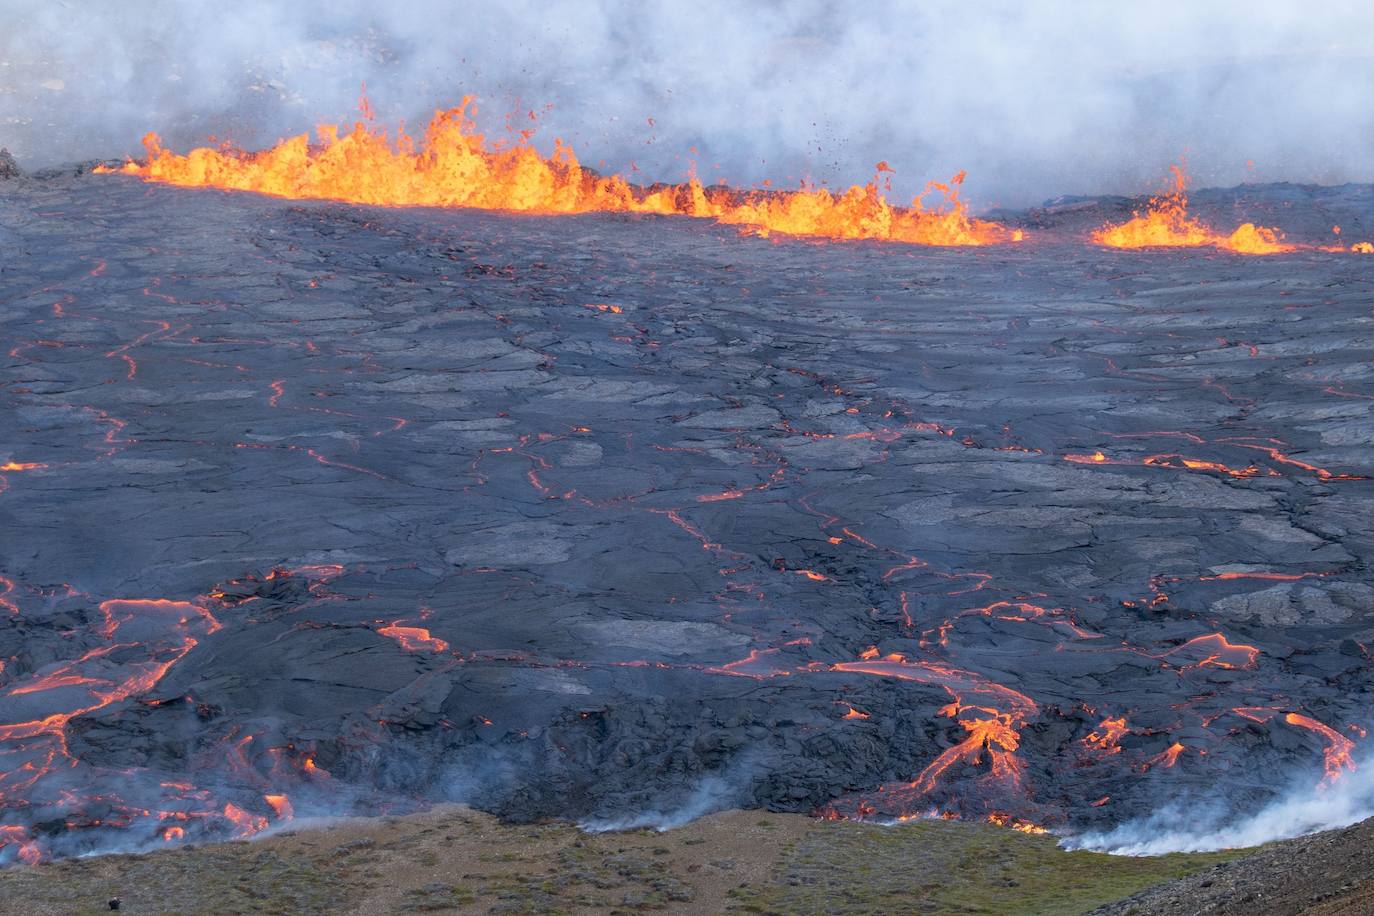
[101,97,1018,247]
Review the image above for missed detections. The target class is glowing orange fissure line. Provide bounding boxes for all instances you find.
[1065,438,1363,482]
[102,96,1018,248]
[1156,632,1260,670]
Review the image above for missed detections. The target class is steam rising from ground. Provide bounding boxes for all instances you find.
[4,1,1373,205]
[1067,754,1374,855]
[578,774,746,833]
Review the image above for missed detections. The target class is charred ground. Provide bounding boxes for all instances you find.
[1,171,1372,862]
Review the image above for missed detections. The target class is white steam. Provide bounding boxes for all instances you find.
[1066,755,1374,856]
[3,1,1373,205]
[578,774,744,833]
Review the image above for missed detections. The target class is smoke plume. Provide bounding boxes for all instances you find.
[3,1,1372,206]
[1066,753,1374,855]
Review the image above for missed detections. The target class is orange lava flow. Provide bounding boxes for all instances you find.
[221,802,268,837]
[1284,713,1356,787]
[377,622,450,654]
[97,598,221,639]
[101,97,1017,247]
[986,812,1049,834]
[1160,633,1260,670]
[832,654,1037,810]
[263,793,294,820]
[1233,708,1357,787]
[0,636,198,742]
[0,826,41,864]
[1142,741,1186,770]
[907,707,1025,794]
[1082,716,1130,756]
[1092,164,1293,254]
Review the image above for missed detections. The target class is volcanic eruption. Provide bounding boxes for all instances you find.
[101,98,1018,247]
[4,3,1374,882]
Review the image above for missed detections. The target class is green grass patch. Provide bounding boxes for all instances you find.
[728,819,1242,915]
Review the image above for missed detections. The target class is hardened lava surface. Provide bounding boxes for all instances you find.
[1,174,1373,862]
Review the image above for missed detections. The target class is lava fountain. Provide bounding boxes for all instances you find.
[1092,164,1294,254]
[99,96,1020,247]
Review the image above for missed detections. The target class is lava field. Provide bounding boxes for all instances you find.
[1,172,1372,863]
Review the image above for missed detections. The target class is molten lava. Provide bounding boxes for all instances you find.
[1284,713,1356,787]
[377,622,450,654]
[1082,717,1130,756]
[1232,708,1355,787]
[1159,633,1260,670]
[1141,741,1186,770]
[102,97,1017,247]
[1092,165,1293,254]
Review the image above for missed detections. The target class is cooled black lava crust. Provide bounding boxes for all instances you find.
[1,175,1372,860]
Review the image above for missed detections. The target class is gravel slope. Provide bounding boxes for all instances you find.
[1091,814,1374,916]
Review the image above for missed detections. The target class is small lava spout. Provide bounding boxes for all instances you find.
[1093,164,1294,254]
[100,97,1018,247]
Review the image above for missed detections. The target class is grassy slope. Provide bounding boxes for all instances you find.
[729,819,1237,915]
[0,807,1239,915]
